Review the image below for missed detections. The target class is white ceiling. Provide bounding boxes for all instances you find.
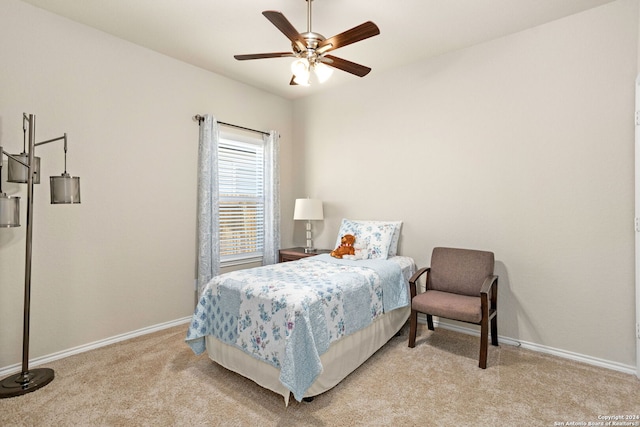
[21,0,615,100]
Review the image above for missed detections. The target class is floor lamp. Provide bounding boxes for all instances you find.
[0,113,81,398]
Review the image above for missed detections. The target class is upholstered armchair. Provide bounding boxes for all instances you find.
[408,247,499,369]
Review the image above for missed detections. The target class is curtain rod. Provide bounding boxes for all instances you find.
[192,115,269,136]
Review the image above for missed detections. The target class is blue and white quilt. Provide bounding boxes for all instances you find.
[186,254,413,402]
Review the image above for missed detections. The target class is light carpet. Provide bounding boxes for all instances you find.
[1,324,639,426]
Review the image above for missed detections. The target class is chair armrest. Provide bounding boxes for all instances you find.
[409,267,430,299]
[409,267,430,285]
[480,275,499,311]
[480,275,498,296]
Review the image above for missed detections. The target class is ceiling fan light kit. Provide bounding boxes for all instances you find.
[291,58,333,85]
[234,0,379,86]
[312,62,333,83]
[291,58,310,85]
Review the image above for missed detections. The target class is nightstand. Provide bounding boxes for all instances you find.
[279,247,331,262]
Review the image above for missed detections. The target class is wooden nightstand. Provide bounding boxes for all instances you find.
[279,247,331,262]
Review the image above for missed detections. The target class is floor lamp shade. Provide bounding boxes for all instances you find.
[0,194,20,227]
[7,154,40,184]
[50,174,80,204]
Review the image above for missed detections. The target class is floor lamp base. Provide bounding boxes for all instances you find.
[0,368,54,398]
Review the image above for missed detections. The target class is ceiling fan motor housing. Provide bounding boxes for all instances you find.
[293,32,326,63]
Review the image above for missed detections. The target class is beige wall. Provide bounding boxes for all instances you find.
[0,0,293,368]
[292,0,638,368]
[1,0,638,373]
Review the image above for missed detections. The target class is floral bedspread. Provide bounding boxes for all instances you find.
[185,254,413,402]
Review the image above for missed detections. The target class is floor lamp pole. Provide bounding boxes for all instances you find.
[0,114,55,398]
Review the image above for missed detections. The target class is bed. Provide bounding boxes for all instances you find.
[186,219,414,405]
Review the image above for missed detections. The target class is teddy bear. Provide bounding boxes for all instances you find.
[330,234,356,259]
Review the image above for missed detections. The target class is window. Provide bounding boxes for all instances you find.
[218,134,265,266]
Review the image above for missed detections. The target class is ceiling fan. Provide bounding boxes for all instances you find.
[234,0,380,86]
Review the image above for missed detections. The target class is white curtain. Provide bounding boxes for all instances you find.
[262,130,281,265]
[196,114,220,296]
[196,117,280,295]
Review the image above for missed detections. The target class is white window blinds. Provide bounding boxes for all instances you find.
[218,136,265,264]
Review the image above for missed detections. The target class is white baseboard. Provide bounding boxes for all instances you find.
[428,319,637,376]
[0,317,191,377]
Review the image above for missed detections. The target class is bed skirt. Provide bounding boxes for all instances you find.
[205,305,410,405]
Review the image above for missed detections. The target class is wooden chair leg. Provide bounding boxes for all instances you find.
[491,313,498,346]
[479,317,488,369]
[408,310,417,348]
[426,314,434,331]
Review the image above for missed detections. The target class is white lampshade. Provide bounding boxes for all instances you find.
[0,194,20,227]
[313,63,333,84]
[291,58,309,76]
[7,153,41,184]
[293,71,310,86]
[50,173,81,204]
[293,198,323,220]
[291,58,310,86]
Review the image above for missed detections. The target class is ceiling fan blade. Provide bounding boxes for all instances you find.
[322,55,371,77]
[234,52,294,60]
[318,21,380,53]
[262,11,303,44]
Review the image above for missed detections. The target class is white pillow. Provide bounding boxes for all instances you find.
[334,219,401,259]
[368,220,402,256]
